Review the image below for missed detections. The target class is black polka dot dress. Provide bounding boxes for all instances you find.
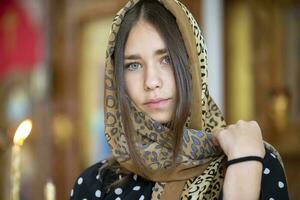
[70,148,289,200]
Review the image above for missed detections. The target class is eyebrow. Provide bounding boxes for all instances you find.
[124,48,168,60]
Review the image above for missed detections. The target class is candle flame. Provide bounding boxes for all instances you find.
[13,119,32,146]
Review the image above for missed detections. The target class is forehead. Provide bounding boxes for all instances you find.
[125,20,166,54]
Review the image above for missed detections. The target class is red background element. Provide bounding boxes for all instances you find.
[0,0,43,80]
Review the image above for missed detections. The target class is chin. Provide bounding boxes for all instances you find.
[150,115,172,124]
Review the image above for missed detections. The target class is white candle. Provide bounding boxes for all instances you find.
[10,119,32,200]
[11,144,21,200]
[44,180,56,200]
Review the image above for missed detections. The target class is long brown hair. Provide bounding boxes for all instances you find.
[101,0,192,187]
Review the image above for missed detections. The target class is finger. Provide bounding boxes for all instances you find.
[237,120,245,125]
[227,124,235,129]
[250,120,259,127]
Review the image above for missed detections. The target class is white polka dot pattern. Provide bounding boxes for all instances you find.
[69,151,289,200]
[264,168,270,175]
[95,190,101,198]
[77,177,83,185]
[139,195,145,200]
[278,181,284,188]
[270,153,276,159]
[115,188,123,195]
[133,174,137,181]
[133,186,141,191]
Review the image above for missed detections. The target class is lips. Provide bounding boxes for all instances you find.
[143,98,170,109]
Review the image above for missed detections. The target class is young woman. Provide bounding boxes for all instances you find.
[70,0,289,199]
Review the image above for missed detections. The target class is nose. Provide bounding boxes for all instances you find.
[144,65,162,91]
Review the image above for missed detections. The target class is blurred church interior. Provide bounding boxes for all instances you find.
[0,0,299,199]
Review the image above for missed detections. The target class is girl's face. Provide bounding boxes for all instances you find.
[124,20,177,123]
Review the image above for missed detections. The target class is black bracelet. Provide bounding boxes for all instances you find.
[226,156,264,167]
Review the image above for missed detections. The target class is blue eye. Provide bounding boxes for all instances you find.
[161,55,171,65]
[126,63,141,71]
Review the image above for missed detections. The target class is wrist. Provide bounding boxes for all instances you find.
[227,150,265,161]
[224,160,263,199]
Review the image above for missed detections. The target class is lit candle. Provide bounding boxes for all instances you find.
[44,180,56,200]
[10,119,32,200]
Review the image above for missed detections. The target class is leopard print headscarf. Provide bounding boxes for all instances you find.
[104,0,226,199]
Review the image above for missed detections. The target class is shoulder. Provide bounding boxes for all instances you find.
[79,160,107,182]
[70,159,156,200]
[260,145,289,199]
[264,142,285,167]
[70,160,109,199]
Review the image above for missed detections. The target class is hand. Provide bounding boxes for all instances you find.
[213,120,265,160]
